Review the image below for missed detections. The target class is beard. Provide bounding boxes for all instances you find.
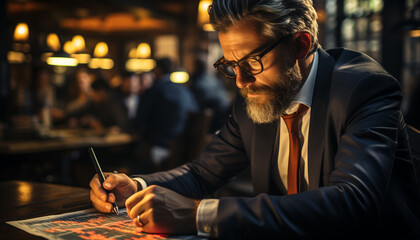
[240,63,303,124]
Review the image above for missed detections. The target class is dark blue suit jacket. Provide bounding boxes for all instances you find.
[135,49,420,239]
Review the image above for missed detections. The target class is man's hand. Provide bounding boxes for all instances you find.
[126,185,200,234]
[89,172,138,213]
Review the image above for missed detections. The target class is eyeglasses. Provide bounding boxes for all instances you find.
[213,35,291,79]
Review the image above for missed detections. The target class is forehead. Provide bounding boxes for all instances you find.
[218,19,268,60]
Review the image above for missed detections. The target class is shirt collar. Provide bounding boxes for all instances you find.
[284,50,319,114]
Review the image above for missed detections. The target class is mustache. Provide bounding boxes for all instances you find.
[240,84,275,96]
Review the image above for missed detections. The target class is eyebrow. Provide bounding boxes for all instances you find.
[223,43,268,62]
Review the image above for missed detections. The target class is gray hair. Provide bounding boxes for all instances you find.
[209,0,320,55]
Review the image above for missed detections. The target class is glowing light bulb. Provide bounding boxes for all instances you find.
[72,35,86,52]
[94,42,109,58]
[14,22,29,41]
[47,33,61,52]
[136,43,151,58]
[170,71,189,84]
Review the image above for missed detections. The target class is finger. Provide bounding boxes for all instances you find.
[102,172,118,191]
[125,190,148,216]
[108,192,116,204]
[140,209,155,233]
[103,172,129,191]
[127,194,151,220]
[134,214,144,228]
[89,174,107,202]
[130,190,158,220]
[140,210,150,226]
[90,189,113,213]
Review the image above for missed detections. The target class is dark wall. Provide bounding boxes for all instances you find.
[381,0,405,80]
[0,0,8,122]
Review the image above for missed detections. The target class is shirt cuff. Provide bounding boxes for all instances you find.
[196,199,219,238]
[132,177,148,191]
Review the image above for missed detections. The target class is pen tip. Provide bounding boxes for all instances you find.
[114,206,119,215]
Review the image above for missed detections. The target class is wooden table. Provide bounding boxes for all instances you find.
[0,129,134,155]
[0,180,91,239]
[0,130,137,185]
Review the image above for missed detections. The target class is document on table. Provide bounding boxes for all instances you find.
[7,208,200,240]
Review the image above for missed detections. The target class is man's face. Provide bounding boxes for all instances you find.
[218,19,303,124]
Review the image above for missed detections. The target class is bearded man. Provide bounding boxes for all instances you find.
[89,0,420,239]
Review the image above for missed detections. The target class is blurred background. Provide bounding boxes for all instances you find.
[0,0,419,189]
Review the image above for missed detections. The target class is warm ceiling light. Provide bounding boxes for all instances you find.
[14,22,29,41]
[47,56,78,67]
[94,42,108,57]
[72,35,86,52]
[197,0,212,30]
[71,53,91,64]
[89,57,114,70]
[170,71,189,84]
[63,41,76,54]
[101,58,114,69]
[46,33,61,51]
[125,58,156,72]
[47,51,78,67]
[8,51,25,63]
[136,43,151,58]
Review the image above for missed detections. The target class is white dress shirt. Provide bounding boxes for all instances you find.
[125,95,140,119]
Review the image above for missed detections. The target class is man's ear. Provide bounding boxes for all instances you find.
[293,32,312,60]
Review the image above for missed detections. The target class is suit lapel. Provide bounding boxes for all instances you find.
[251,122,278,194]
[307,49,335,190]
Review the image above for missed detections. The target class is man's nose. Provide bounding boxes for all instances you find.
[235,68,255,89]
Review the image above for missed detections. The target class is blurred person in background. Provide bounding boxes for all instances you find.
[136,58,198,171]
[33,67,56,129]
[190,57,231,132]
[139,71,155,94]
[34,67,56,111]
[53,73,127,133]
[120,72,142,132]
[73,78,128,133]
[51,67,93,127]
[120,71,155,132]
[66,67,93,113]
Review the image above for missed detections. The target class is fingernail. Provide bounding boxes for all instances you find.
[104,183,112,188]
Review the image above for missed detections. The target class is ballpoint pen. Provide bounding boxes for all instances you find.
[88,147,119,215]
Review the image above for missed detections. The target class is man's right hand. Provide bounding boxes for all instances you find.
[89,172,138,213]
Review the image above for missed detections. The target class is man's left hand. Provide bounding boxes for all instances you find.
[125,185,200,234]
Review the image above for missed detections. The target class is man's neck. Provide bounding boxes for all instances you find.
[299,53,315,83]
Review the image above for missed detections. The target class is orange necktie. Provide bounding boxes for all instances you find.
[282,104,309,195]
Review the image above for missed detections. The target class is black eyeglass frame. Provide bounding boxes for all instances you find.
[213,34,292,79]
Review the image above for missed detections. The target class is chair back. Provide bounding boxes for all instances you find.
[168,109,214,168]
[407,125,420,183]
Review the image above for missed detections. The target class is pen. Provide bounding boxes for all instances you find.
[88,147,119,215]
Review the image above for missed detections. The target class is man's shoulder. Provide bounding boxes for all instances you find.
[321,48,400,94]
[325,48,391,79]
[321,48,401,108]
